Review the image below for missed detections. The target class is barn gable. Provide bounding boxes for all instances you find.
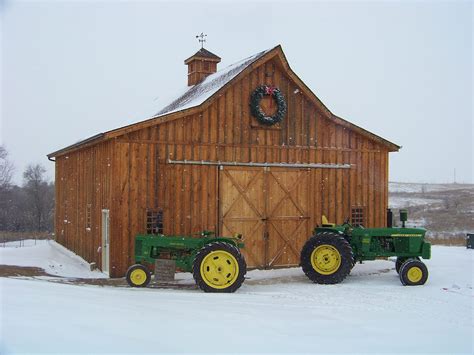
[106,45,399,151]
[48,45,398,159]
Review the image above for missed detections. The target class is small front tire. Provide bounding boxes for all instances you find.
[396,256,419,274]
[395,257,407,274]
[399,259,428,286]
[126,264,151,288]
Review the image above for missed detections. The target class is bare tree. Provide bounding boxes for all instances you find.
[0,145,14,189]
[23,164,53,232]
[0,146,15,231]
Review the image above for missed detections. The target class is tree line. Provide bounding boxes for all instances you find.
[0,145,54,233]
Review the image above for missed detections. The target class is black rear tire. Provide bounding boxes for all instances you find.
[300,232,354,284]
[192,242,247,293]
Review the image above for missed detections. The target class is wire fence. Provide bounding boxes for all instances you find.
[0,232,54,248]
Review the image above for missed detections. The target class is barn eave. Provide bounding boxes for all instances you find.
[47,133,106,159]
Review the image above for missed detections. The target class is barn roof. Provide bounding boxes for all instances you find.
[48,45,400,158]
[156,49,269,117]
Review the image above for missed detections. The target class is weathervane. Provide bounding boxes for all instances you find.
[196,32,207,48]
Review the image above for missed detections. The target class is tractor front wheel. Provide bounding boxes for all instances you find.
[193,242,246,293]
[300,232,354,284]
[126,264,151,287]
[396,256,419,274]
[399,259,428,286]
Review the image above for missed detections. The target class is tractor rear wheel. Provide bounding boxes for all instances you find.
[126,264,151,287]
[351,256,357,270]
[399,259,428,286]
[300,232,354,284]
[193,242,246,293]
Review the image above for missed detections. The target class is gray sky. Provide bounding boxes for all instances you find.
[2,0,473,184]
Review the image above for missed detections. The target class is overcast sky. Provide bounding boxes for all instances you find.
[2,0,473,184]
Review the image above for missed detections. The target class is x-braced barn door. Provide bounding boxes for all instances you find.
[219,166,311,269]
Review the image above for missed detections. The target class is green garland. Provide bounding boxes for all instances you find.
[250,85,287,126]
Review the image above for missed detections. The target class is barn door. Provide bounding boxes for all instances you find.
[219,167,266,268]
[266,168,310,267]
[219,166,311,268]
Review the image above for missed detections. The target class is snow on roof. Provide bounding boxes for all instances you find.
[154,48,271,118]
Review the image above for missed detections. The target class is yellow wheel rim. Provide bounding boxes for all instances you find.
[407,266,423,283]
[200,250,239,289]
[130,269,147,286]
[310,245,341,275]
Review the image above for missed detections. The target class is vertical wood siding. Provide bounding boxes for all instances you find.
[54,141,113,272]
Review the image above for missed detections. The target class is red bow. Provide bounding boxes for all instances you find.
[265,86,276,96]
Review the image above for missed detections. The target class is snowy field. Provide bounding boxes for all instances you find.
[387,182,470,209]
[1,240,473,354]
[387,182,473,239]
[388,182,473,194]
[388,196,442,209]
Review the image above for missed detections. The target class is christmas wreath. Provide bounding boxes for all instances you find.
[250,85,287,126]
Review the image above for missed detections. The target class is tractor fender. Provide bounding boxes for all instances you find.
[313,227,346,236]
[202,237,244,249]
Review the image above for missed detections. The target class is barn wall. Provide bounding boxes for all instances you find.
[106,58,390,275]
[54,140,113,270]
[109,134,221,276]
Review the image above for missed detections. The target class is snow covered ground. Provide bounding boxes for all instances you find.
[0,239,106,278]
[1,240,473,354]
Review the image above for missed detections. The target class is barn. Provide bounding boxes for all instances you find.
[47,45,400,277]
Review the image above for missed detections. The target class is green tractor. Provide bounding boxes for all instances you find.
[300,209,431,286]
[125,231,246,293]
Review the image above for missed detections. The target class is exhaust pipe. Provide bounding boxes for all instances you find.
[386,209,393,228]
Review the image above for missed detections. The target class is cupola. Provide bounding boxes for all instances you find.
[184,47,221,86]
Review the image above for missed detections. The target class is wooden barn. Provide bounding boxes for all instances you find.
[47,45,399,277]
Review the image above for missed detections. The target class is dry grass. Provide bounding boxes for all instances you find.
[0,265,53,277]
[0,232,53,243]
[427,237,468,246]
[390,184,474,246]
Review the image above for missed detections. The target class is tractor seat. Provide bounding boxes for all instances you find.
[321,215,336,227]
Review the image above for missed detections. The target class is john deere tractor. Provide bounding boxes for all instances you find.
[300,209,431,286]
[125,231,246,292]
